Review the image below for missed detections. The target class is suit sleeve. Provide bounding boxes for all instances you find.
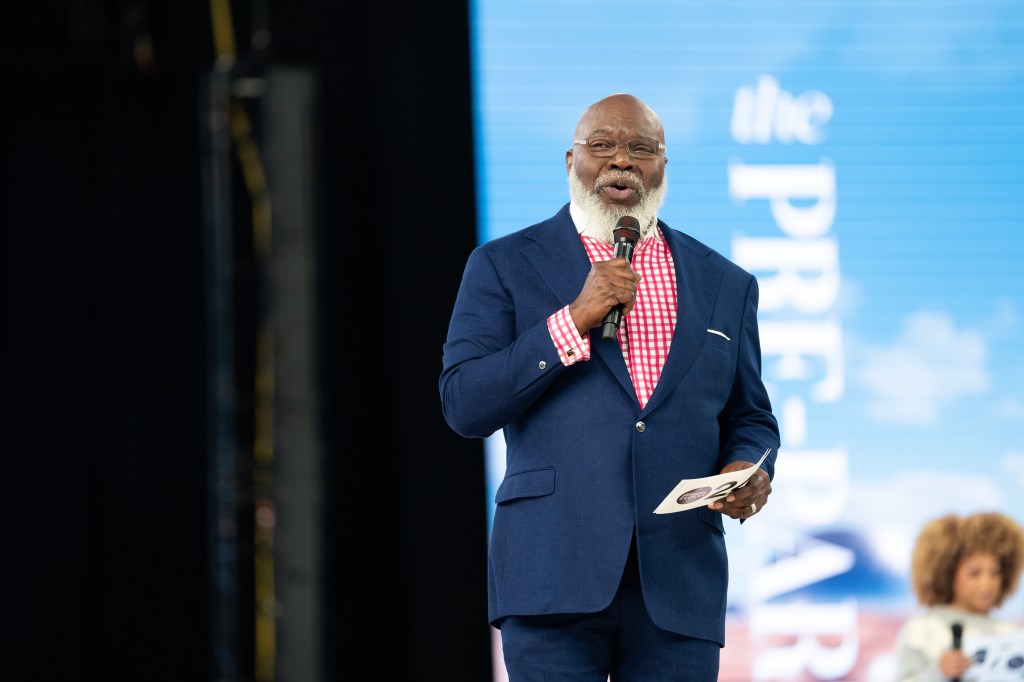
[719,274,781,480]
[439,245,570,439]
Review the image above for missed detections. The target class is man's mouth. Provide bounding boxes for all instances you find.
[597,174,642,201]
[600,184,636,200]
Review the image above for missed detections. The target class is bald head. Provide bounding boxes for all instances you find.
[573,93,665,146]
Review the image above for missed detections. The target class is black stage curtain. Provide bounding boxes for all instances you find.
[1,2,488,679]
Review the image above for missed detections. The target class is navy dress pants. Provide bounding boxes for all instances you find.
[499,536,721,682]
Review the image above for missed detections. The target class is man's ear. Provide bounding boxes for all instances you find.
[565,149,574,173]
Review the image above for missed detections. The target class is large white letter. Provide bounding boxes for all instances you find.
[760,319,844,402]
[751,600,859,680]
[732,236,840,314]
[728,162,836,238]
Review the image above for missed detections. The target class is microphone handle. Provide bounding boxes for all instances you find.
[600,318,620,342]
[951,622,963,682]
[600,240,636,341]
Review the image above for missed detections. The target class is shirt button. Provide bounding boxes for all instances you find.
[635,421,646,432]
[538,361,547,370]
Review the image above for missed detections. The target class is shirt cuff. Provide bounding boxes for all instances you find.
[548,306,590,365]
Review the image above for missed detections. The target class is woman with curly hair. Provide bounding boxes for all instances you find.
[894,511,1024,681]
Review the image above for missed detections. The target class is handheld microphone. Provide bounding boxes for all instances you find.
[600,216,641,342]
[951,622,963,682]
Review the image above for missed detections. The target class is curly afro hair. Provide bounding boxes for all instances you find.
[910,512,1024,607]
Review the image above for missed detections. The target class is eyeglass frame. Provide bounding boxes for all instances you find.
[572,135,667,159]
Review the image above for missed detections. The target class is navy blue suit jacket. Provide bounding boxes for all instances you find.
[439,203,780,645]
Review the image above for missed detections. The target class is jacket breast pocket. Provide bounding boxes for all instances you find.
[494,467,555,504]
[703,330,733,358]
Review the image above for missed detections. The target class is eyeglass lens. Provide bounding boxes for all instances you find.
[586,137,660,158]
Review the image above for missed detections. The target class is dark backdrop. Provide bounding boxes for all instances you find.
[1,2,488,680]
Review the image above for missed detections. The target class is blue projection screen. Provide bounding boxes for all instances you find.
[468,2,1024,680]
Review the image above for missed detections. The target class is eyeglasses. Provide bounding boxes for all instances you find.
[573,136,666,159]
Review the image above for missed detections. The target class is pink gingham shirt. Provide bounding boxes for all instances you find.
[547,217,678,409]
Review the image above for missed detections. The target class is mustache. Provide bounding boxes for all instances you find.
[595,170,645,195]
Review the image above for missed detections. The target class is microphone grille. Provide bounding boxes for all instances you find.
[613,216,641,243]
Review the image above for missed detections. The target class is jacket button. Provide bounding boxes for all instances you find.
[538,361,547,370]
[635,421,646,432]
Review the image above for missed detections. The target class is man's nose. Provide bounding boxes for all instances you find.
[608,146,635,170]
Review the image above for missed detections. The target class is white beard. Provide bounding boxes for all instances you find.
[567,169,667,243]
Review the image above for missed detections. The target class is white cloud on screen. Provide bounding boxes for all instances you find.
[846,470,1006,576]
[997,399,1024,419]
[1001,452,1024,490]
[856,310,988,425]
[989,299,1019,333]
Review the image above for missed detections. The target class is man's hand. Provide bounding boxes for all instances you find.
[709,461,771,519]
[568,259,642,335]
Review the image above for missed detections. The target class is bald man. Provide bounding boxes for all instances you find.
[440,93,780,681]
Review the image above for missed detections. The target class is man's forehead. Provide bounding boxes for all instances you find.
[577,102,661,137]
[577,120,660,140]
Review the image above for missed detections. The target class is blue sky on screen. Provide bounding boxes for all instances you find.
[471,0,1024,626]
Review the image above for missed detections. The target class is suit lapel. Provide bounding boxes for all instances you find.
[641,227,723,415]
[521,205,638,403]
[520,206,591,307]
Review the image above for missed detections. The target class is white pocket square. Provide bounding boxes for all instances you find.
[706,329,731,341]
